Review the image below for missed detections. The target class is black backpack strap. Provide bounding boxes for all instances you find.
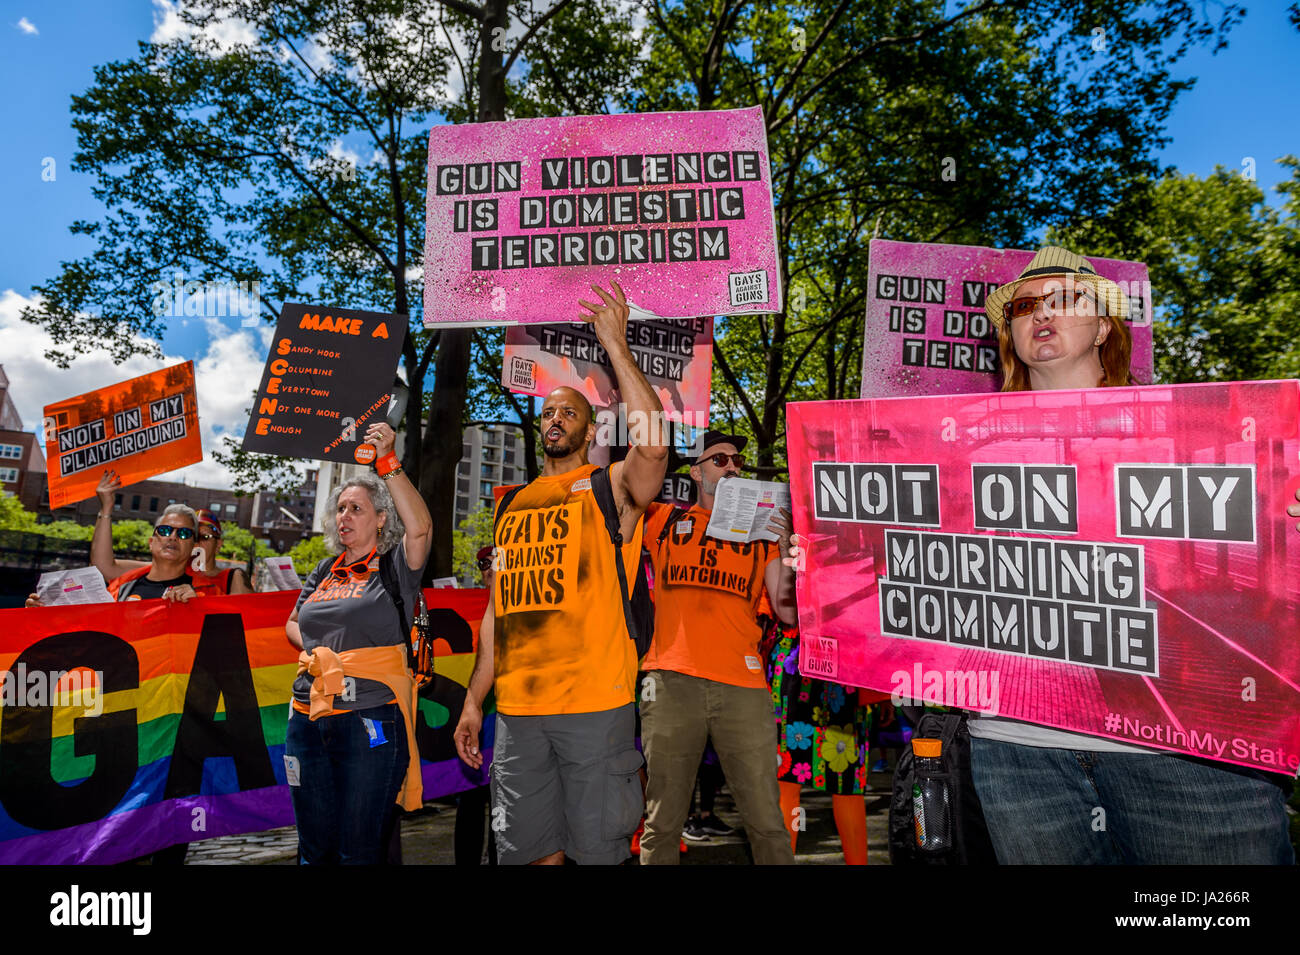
[590,465,638,645]
[656,505,689,546]
[376,548,415,670]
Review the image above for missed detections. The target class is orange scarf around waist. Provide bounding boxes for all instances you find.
[295,645,422,812]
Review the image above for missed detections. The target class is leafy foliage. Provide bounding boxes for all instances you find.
[288,534,331,575]
[451,502,494,585]
[1051,158,1300,383]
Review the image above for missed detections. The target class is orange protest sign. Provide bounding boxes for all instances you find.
[42,362,203,508]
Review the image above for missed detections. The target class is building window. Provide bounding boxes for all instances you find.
[479,481,493,497]
[462,444,471,458]
[457,478,469,493]
[149,497,159,512]
[225,503,237,516]
[114,493,123,509]
[456,495,469,512]
[0,444,21,459]
[131,495,141,511]
[0,467,17,484]
[481,497,493,509]
[480,463,494,478]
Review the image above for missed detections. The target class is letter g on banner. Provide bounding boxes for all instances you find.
[0,632,139,829]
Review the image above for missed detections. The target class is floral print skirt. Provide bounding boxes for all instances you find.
[767,621,870,795]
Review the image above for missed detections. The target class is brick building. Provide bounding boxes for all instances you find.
[0,365,48,512]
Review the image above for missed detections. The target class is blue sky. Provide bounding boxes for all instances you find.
[0,1,1297,485]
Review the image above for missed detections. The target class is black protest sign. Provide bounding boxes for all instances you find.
[241,303,405,463]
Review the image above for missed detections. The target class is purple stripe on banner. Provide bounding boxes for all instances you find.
[0,789,293,865]
[0,752,494,865]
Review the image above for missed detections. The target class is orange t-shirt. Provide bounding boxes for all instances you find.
[492,463,642,716]
[642,502,775,689]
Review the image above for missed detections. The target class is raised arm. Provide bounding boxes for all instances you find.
[90,470,148,582]
[576,282,669,536]
[365,422,433,571]
[763,507,798,626]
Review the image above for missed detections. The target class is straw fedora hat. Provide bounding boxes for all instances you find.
[985,246,1129,330]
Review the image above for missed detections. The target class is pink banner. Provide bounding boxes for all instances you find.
[787,381,1300,773]
[502,317,713,424]
[859,239,1154,398]
[423,108,781,326]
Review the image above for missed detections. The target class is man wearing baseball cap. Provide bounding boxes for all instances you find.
[638,430,797,864]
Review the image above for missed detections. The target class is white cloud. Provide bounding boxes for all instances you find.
[0,289,271,491]
[16,17,37,35]
[150,0,257,51]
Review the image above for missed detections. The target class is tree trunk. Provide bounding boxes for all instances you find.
[421,0,510,578]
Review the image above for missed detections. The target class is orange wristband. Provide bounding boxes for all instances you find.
[376,453,400,476]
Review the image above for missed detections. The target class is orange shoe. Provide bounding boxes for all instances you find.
[630,818,645,855]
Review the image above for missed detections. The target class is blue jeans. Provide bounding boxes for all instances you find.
[285,703,408,865]
[971,737,1294,864]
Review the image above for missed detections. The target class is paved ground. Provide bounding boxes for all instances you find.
[184,769,898,865]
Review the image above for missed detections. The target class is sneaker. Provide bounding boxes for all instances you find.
[697,813,734,836]
[682,816,709,841]
[870,758,889,773]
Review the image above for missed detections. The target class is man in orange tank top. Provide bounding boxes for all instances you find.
[638,431,798,864]
[453,281,668,865]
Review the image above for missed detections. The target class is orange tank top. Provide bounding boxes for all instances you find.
[641,502,775,688]
[492,463,642,716]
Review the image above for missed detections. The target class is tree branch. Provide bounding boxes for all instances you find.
[503,0,577,77]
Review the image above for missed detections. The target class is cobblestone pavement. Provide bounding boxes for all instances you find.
[184,771,897,865]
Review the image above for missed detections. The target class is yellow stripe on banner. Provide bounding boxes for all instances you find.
[16,657,475,740]
[40,664,301,739]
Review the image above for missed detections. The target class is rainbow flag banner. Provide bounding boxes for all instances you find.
[0,590,492,864]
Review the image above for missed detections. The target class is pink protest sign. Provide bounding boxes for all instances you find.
[787,380,1300,772]
[502,317,713,424]
[423,108,780,326]
[859,239,1154,398]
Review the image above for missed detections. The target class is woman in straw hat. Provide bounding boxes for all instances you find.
[965,246,1293,864]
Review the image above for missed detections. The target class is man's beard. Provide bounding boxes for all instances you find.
[542,429,585,458]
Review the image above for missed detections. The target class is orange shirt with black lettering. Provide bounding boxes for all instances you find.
[642,502,775,689]
[492,464,642,716]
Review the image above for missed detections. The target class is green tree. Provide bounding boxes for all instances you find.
[21,0,639,577]
[0,492,40,533]
[1051,158,1300,383]
[289,534,332,575]
[451,503,494,585]
[111,519,155,557]
[628,0,1242,474]
[0,493,94,540]
[219,525,275,564]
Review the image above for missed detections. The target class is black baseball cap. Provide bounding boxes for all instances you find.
[697,430,748,458]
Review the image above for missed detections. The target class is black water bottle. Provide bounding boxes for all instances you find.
[911,737,953,852]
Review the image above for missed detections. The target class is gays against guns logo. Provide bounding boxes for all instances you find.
[495,503,582,613]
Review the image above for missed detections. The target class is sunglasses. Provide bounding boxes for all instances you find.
[331,548,376,581]
[1004,287,1097,321]
[153,525,194,540]
[704,453,745,469]
[477,558,494,572]
[198,532,219,542]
